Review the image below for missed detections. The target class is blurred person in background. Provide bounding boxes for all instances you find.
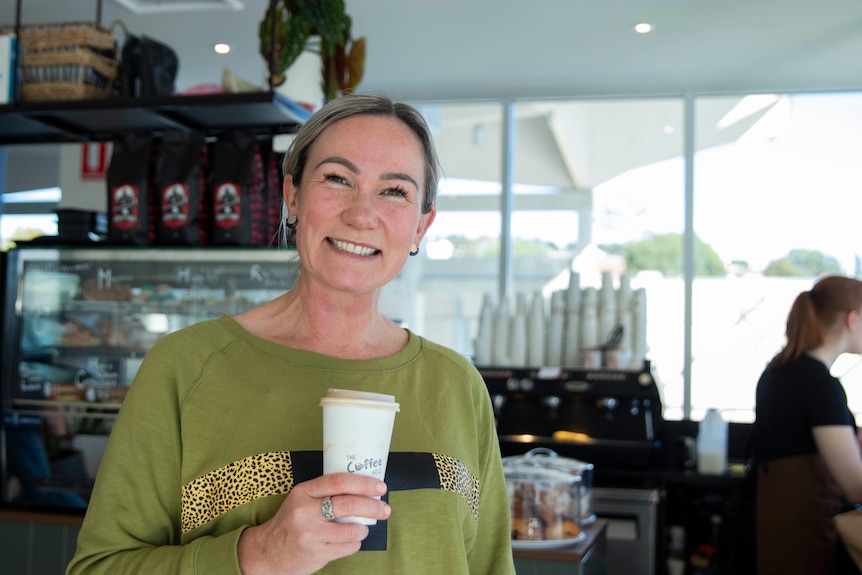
[753,275,862,575]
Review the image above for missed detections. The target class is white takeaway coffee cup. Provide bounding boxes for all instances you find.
[320,388,400,524]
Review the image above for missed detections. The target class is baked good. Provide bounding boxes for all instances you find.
[544,519,581,540]
[511,516,544,541]
[509,477,581,541]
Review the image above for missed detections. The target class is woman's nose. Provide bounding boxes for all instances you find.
[341,196,377,228]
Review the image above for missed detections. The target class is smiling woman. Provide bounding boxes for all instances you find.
[65,94,517,575]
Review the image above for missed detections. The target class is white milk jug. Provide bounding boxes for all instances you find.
[697,408,728,475]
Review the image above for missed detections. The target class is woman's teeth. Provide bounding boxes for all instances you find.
[330,238,379,256]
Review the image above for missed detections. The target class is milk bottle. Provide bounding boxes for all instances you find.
[697,408,728,475]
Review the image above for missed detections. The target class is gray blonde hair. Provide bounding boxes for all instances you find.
[278,95,440,246]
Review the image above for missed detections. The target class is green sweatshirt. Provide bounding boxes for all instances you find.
[65,315,515,575]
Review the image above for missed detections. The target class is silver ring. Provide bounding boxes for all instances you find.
[321,496,336,521]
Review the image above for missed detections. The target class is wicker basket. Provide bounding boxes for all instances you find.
[2,20,125,102]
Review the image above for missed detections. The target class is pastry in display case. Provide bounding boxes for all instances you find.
[504,464,584,549]
[0,245,298,509]
[503,447,595,526]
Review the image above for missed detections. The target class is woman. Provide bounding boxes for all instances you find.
[754,275,862,575]
[66,95,516,575]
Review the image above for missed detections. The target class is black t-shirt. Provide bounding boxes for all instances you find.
[754,353,856,462]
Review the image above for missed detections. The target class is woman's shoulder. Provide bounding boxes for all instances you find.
[124,317,243,402]
[412,334,473,365]
[409,333,484,382]
[147,315,240,359]
[768,354,834,381]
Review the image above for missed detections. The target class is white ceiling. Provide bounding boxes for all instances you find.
[357,0,862,99]
[3,0,862,99]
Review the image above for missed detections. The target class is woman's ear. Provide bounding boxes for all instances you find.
[414,205,437,247]
[284,175,299,214]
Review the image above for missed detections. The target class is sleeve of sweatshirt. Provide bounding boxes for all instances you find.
[466,368,517,575]
[65,329,245,575]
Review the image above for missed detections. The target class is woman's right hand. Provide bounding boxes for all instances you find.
[237,472,390,575]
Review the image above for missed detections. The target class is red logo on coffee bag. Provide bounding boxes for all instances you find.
[161,183,190,230]
[214,182,241,230]
[111,184,139,231]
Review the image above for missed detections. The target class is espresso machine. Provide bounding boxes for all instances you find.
[482,362,665,575]
[483,362,664,471]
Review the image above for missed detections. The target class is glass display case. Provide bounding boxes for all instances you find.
[0,245,298,510]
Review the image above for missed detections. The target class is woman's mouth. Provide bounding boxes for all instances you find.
[328,238,380,256]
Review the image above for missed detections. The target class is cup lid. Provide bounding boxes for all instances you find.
[326,388,395,402]
[320,396,401,411]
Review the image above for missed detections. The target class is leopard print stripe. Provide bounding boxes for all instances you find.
[432,453,480,520]
[181,451,294,534]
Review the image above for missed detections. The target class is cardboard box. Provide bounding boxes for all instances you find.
[0,33,16,104]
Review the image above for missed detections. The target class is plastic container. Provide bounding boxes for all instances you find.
[696,408,728,475]
[502,447,595,525]
[504,465,583,543]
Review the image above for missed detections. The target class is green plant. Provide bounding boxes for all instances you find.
[259,0,366,102]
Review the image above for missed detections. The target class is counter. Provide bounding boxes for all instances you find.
[513,518,608,575]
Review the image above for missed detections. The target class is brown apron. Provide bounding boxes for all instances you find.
[757,453,844,575]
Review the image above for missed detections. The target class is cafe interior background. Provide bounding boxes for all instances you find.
[2,0,862,572]
[4,0,862,424]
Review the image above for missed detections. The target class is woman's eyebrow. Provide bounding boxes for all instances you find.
[316,157,419,189]
[381,172,419,189]
[315,156,359,173]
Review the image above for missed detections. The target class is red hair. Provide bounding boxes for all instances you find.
[768,275,862,370]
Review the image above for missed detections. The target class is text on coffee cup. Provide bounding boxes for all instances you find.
[346,455,385,474]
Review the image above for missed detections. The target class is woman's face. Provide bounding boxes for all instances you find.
[285,113,436,297]
[848,308,862,354]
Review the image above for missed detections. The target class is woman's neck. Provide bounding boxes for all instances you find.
[237,285,407,360]
[807,345,840,369]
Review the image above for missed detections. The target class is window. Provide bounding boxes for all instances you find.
[0,187,61,250]
[403,98,691,416]
[401,91,862,424]
[692,92,862,421]
[512,98,686,417]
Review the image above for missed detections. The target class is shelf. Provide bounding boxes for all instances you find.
[0,91,312,145]
[13,398,122,415]
[21,345,150,359]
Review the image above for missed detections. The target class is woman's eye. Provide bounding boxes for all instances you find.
[324,173,349,185]
[384,186,408,198]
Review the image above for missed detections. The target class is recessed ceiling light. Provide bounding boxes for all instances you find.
[111,0,244,13]
[214,43,231,55]
[634,23,653,34]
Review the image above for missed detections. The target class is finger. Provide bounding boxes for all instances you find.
[316,536,364,562]
[289,523,366,565]
[324,494,391,523]
[305,472,388,499]
[322,519,369,542]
